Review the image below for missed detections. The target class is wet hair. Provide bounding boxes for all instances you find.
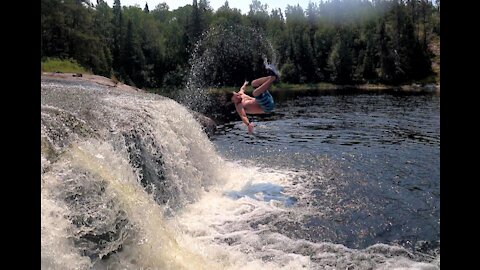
[231,93,241,104]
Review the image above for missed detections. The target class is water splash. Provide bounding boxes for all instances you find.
[41,77,439,269]
[177,25,278,113]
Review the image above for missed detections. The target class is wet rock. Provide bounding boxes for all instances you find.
[190,110,217,137]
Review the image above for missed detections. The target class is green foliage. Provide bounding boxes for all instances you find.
[41,58,91,74]
[328,30,353,84]
[41,0,439,88]
[280,61,296,82]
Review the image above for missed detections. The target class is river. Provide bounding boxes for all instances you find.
[210,88,440,254]
[41,76,440,269]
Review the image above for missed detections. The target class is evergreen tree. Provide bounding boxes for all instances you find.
[112,0,125,77]
[40,0,439,87]
[358,20,378,82]
[328,29,353,84]
[247,0,269,30]
[92,0,114,76]
[41,0,71,59]
[213,1,243,28]
[123,19,146,87]
[376,19,396,83]
[186,0,206,51]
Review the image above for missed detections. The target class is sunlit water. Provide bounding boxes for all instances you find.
[41,75,440,269]
[211,89,440,258]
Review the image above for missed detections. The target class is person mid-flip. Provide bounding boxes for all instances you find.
[231,63,280,134]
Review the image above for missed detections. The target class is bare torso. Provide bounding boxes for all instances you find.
[232,75,277,134]
[238,93,265,114]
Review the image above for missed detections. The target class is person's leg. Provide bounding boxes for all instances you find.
[252,76,276,97]
[251,76,271,88]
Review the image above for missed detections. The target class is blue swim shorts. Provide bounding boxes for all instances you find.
[255,91,275,113]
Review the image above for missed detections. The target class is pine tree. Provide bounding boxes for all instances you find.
[376,19,395,83]
[186,0,204,50]
[144,2,149,13]
[327,29,353,84]
[112,0,124,76]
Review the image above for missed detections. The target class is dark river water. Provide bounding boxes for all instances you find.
[41,76,440,268]
[209,88,440,256]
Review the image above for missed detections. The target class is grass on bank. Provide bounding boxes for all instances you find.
[207,82,392,94]
[207,77,441,93]
[207,83,333,94]
[41,58,92,74]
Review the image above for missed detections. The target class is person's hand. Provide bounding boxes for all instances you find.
[243,81,249,87]
[247,122,254,134]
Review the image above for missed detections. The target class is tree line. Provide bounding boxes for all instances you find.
[41,0,440,89]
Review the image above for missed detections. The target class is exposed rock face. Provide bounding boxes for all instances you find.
[190,110,217,137]
[42,72,217,135]
[42,72,143,93]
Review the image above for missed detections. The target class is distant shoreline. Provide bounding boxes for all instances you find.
[209,82,440,94]
[41,72,439,95]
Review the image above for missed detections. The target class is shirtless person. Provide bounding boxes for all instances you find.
[231,64,280,134]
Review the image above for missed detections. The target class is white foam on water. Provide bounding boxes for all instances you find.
[41,185,92,269]
[376,257,440,270]
[41,79,439,269]
[168,161,440,270]
[167,163,310,269]
[43,139,222,270]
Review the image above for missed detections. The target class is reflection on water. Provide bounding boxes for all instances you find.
[210,89,440,255]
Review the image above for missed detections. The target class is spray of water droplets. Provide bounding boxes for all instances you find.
[176,25,278,114]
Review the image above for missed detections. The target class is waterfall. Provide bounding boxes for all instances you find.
[41,77,227,269]
[41,75,439,269]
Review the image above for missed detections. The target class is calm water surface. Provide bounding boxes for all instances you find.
[210,89,440,255]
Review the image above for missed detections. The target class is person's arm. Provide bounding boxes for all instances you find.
[234,102,254,134]
[239,81,249,94]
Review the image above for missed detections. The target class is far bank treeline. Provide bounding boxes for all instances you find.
[41,0,440,89]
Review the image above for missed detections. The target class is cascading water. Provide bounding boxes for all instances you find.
[41,24,438,269]
[41,77,226,269]
[41,75,439,269]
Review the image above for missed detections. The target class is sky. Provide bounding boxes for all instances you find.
[106,0,314,14]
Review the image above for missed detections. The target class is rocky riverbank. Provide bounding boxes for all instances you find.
[41,72,217,136]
